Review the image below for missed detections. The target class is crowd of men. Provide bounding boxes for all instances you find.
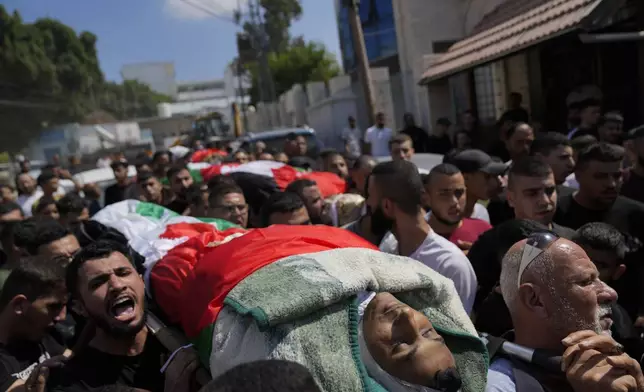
[0,98,643,391]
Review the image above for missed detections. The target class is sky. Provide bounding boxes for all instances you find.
[3,0,342,82]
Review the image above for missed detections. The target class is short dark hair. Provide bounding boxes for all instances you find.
[506,122,530,139]
[166,164,190,181]
[318,149,339,162]
[286,132,297,141]
[203,360,321,392]
[110,160,128,170]
[0,202,23,217]
[66,240,132,298]
[285,179,317,197]
[427,163,461,186]
[530,132,571,156]
[576,143,624,171]
[56,194,87,217]
[389,133,412,147]
[507,157,553,188]
[135,156,152,170]
[260,192,305,227]
[33,196,57,216]
[136,171,159,184]
[152,150,170,163]
[352,155,376,171]
[570,135,598,153]
[14,218,71,256]
[573,222,627,260]
[207,175,238,191]
[0,257,66,311]
[209,184,244,206]
[371,160,423,215]
[37,170,57,187]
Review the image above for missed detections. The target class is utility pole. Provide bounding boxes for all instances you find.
[346,0,377,127]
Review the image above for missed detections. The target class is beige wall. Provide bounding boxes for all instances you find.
[138,116,194,147]
[396,0,508,129]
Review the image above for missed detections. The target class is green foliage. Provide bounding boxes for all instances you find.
[243,0,302,54]
[98,80,171,121]
[0,5,170,152]
[246,40,341,104]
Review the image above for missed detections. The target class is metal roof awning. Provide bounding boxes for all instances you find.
[420,0,606,84]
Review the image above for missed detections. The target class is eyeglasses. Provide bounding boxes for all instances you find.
[212,204,248,214]
[517,232,559,287]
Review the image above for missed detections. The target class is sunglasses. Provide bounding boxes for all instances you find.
[517,232,559,287]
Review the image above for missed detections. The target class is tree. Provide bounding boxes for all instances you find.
[0,6,105,152]
[246,41,341,104]
[98,80,171,121]
[0,6,171,152]
[243,0,302,54]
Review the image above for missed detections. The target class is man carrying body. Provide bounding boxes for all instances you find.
[369,160,477,314]
[261,192,311,227]
[348,155,376,196]
[14,218,81,260]
[208,184,249,228]
[320,151,349,180]
[424,164,492,251]
[0,258,69,392]
[165,165,195,214]
[48,241,200,391]
[286,180,325,225]
[486,234,644,392]
[136,172,174,208]
[104,160,137,206]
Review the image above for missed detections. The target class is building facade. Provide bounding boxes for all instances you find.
[120,62,178,98]
[335,0,398,72]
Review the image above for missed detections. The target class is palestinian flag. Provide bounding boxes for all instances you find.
[185,161,346,198]
[92,200,247,274]
[190,148,228,163]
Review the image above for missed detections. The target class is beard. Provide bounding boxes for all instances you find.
[87,303,147,339]
[370,205,395,237]
[432,211,461,227]
[550,294,606,336]
[429,367,462,392]
[637,154,644,168]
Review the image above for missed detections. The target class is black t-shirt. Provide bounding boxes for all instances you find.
[47,334,166,392]
[0,334,65,391]
[487,185,576,227]
[426,135,453,155]
[104,183,139,206]
[621,171,644,205]
[555,193,644,235]
[400,126,431,153]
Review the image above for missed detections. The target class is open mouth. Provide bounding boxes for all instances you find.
[109,296,136,322]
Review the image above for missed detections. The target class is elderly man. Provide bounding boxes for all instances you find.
[487,233,644,392]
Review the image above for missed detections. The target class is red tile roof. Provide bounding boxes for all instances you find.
[420,0,604,84]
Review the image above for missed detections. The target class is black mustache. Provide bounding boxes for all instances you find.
[433,367,462,392]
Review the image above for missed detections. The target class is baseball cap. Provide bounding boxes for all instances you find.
[449,149,509,175]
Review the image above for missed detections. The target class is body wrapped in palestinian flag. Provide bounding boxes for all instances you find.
[94,203,488,392]
[187,160,346,198]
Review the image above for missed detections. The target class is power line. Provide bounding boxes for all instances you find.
[180,0,238,24]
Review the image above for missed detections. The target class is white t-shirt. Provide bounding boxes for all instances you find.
[17,186,67,217]
[364,126,393,157]
[472,203,491,223]
[379,230,477,314]
[563,173,579,189]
